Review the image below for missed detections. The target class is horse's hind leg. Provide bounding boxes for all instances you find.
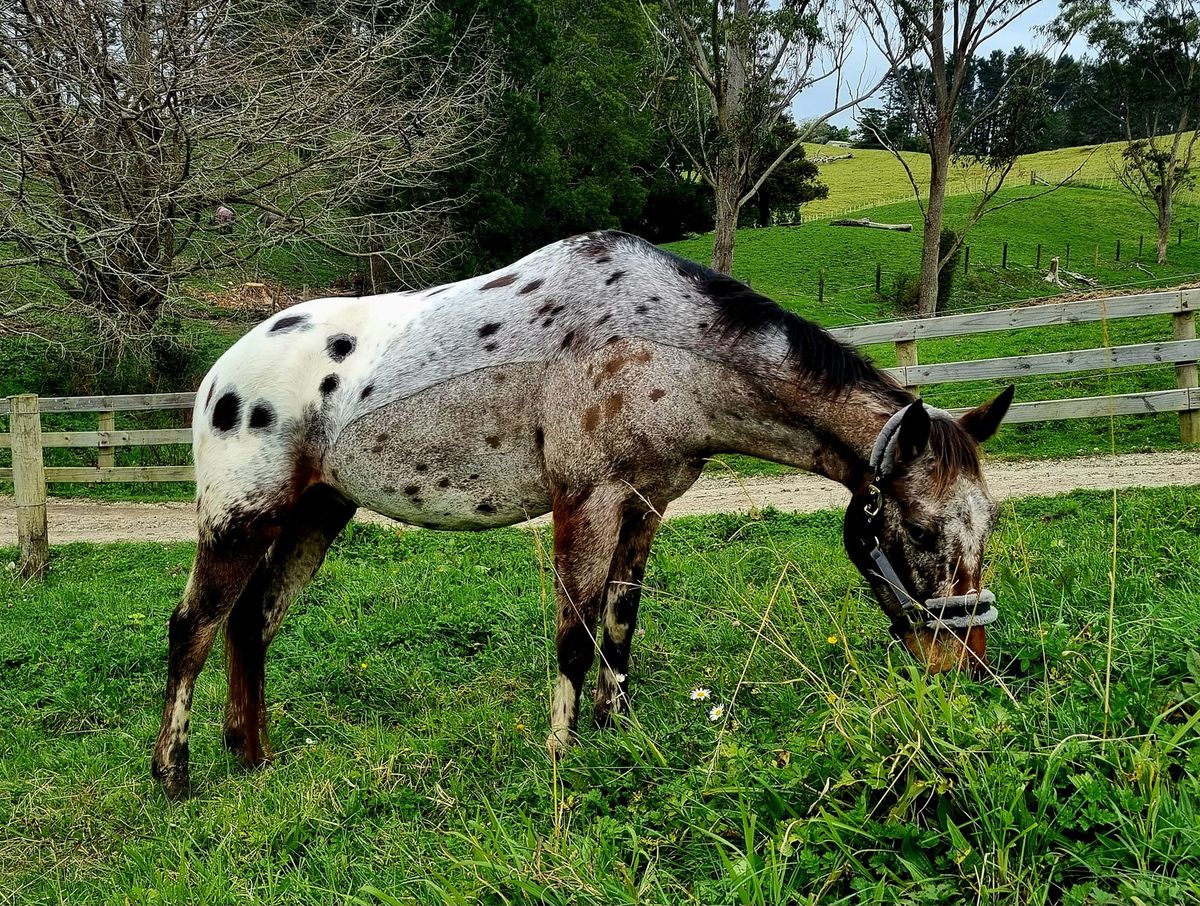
[547,485,625,756]
[593,507,661,729]
[223,485,356,768]
[152,524,273,799]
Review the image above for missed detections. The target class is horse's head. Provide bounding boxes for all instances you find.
[843,387,1014,674]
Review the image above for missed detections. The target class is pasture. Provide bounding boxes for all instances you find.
[2,487,1199,905]
[799,136,1200,220]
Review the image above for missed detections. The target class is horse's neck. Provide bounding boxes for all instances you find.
[708,369,906,490]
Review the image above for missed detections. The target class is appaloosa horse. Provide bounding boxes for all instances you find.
[152,230,1013,798]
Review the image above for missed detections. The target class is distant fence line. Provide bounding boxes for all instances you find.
[3,288,1197,577]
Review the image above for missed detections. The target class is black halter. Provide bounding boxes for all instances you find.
[863,403,999,632]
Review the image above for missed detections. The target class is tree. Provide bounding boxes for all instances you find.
[749,118,828,226]
[654,0,888,274]
[429,0,663,274]
[857,0,1054,315]
[1063,0,1199,264]
[0,0,498,347]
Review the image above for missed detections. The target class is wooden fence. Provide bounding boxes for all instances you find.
[2,287,1198,576]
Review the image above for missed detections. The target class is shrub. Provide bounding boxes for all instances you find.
[937,228,962,310]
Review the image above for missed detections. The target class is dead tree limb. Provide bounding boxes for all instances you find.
[830,219,913,232]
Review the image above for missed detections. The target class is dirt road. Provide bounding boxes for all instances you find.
[2,451,1197,546]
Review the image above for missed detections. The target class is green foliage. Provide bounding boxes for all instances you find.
[1,488,1198,903]
[744,119,828,227]
[937,227,961,309]
[434,0,662,274]
[891,270,921,314]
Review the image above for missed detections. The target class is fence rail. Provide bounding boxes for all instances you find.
[3,286,1199,576]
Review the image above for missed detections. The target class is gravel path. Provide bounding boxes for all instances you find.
[2,451,1198,546]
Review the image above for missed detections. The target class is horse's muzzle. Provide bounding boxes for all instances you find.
[897,590,996,675]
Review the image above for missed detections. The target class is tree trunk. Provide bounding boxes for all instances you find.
[758,194,770,228]
[709,0,749,276]
[712,157,740,275]
[917,143,951,317]
[1157,192,1172,265]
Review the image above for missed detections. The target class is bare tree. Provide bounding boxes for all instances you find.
[0,0,499,347]
[651,0,889,275]
[1064,0,1199,264]
[856,0,1054,315]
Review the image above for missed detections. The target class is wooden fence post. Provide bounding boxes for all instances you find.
[9,394,49,578]
[963,246,970,274]
[875,262,882,293]
[895,339,919,395]
[1065,242,1071,271]
[817,269,825,305]
[1139,235,1145,258]
[98,409,115,469]
[1002,241,1008,269]
[1036,243,1042,269]
[1175,307,1199,444]
[1116,239,1121,262]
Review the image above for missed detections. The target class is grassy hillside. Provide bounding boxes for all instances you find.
[802,135,1200,220]
[2,487,1198,904]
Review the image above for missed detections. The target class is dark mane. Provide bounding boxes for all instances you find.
[652,242,911,406]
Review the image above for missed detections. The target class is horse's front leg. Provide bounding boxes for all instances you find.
[547,485,625,756]
[594,508,661,729]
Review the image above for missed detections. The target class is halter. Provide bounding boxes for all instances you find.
[862,402,999,632]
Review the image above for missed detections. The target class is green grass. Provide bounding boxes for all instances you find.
[801,134,1200,220]
[2,487,1199,904]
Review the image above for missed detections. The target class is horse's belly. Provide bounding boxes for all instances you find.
[326,366,551,529]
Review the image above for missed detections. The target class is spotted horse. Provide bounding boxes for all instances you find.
[152,230,1014,798]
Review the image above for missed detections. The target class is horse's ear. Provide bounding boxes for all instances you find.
[895,399,931,464]
[958,385,1015,443]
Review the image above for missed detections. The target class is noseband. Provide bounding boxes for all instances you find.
[862,403,999,632]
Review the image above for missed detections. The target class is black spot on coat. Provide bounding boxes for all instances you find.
[520,279,544,294]
[327,334,356,362]
[606,271,626,285]
[269,314,311,334]
[478,322,502,338]
[212,392,241,433]
[360,385,374,400]
[248,402,276,430]
[320,374,340,395]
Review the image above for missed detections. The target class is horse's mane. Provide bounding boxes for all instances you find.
[652,243,912,407]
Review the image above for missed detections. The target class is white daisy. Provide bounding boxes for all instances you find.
[708,704,725,722]
[690,687,711,701]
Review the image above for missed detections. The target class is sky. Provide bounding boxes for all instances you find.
[797,2,1092,129]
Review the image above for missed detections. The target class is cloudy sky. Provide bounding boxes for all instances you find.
[799,3,1092,128]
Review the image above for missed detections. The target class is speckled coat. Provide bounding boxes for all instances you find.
[152,230,1010,799]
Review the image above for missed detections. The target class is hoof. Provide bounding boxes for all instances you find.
[223,727,270,770]
[152,760,191,801]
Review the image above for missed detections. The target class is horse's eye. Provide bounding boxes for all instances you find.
[906,522,934,546]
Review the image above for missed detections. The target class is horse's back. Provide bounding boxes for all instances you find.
[190,231,726,531]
